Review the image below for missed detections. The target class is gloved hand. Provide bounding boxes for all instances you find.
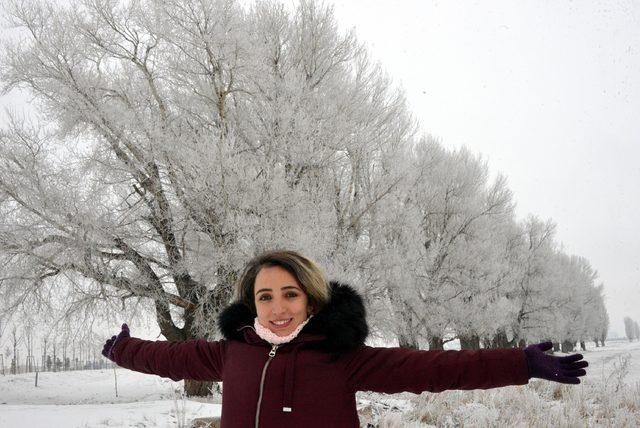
[524,341,588,384]
[101,323,130,362]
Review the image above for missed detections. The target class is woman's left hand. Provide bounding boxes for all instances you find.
[524,342,588,384]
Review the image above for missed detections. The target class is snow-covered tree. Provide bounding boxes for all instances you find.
[623,317,635,342]
[587,284,608,346]
[507,216,558,345]
[0,0,413,394]
[0,0,610,385]
[383,138,515,349]
[547,255,600,351]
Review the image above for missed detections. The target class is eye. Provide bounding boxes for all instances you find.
[257,294,271,301]
[285,291,299,299]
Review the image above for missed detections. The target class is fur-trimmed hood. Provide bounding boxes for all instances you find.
[218,281,368,352]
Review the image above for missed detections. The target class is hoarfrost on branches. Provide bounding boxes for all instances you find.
[0,0,608,382]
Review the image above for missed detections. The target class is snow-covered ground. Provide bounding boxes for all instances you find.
[582,338,640,384]
[1,339,639,427]
[367,339,640,427]
[0,368,221,427]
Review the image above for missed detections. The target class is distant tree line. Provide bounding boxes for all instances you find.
[0,0,608,394]
[0,322,110,376]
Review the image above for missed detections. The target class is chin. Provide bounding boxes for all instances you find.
[275,326,296,336]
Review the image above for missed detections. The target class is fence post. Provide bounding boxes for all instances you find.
[113,366,119,398]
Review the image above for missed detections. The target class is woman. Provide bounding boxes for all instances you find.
[102,250,588,428]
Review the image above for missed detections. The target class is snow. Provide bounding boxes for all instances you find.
[365,339,640,426]
[1,339,639,427]
[583,338,640,384]
[0,401,217,428]
[0,368,221,427]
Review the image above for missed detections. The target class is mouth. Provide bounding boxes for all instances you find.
[270,318,293,329]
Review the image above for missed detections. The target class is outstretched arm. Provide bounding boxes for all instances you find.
[102,324,226,382]
[343,345,529,394]
[343,342,588,394]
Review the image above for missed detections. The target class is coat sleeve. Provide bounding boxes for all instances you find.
[112,337,226,382]
[342,346,529,394]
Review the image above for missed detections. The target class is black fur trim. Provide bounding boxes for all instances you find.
[217,281,368,351]
[304,282,369,351]
[218,301,254,341]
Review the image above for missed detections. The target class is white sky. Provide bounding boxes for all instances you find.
[330,0,640,336]
[1,0,638,337]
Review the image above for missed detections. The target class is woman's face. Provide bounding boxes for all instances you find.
[254,265,310,337]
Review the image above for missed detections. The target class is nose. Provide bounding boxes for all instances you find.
[271,297,286,315]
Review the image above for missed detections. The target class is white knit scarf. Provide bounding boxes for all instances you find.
[253,316,312,345]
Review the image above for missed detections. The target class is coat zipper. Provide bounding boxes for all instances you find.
[255,344,279,428]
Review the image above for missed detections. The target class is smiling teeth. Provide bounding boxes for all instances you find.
[273,319,291,325]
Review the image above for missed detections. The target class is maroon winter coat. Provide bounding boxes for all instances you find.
[112,283,529,428]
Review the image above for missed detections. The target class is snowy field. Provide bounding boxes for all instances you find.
[0,368,221,427]
[1,339,639,427]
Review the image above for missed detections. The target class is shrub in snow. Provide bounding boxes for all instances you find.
[358,376,640,427]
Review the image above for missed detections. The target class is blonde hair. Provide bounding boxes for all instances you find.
[236,250,330,314]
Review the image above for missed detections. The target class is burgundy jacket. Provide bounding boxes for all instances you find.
[112,283,529,428]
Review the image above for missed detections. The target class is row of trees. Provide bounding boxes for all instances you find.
[375,143,609,353]
[0,0,608,394]
[0,319,110,375]
[623,317,640,342]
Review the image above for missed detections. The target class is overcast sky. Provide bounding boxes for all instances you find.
[1,0,638,337]
[330,0,640,336]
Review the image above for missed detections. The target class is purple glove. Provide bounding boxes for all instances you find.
[524,342,588,384]
[101,323,130,362]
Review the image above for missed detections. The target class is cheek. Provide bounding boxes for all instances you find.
[255,302,268,320]
[299,298,311,316]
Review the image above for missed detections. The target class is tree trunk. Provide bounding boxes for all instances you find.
[600,333,606,347]
[397,333,419,350]
[561,340,574,353]
[552,342,560,352]
[579,341,586,351]
[388,287,420,350]
[428,335,444,350]
[490,331,513,348]
[185,379,213,397]
[459,334,480,350]
[594,338,600,347]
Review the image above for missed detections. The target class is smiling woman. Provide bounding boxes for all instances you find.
[236,251,330,316]
[254,266,310,337]
[237,251,329,339]
[101,250,588,428]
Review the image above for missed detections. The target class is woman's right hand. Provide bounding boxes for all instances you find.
[101,323,130,362]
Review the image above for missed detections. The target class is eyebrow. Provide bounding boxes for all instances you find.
[255,285,301,295]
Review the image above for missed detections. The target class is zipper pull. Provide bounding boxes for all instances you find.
[268,344,279,358]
